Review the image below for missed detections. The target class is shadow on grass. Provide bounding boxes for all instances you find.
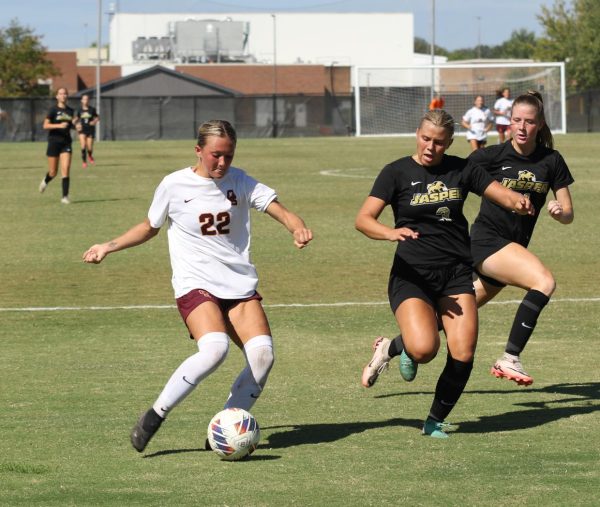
[143,383,598,452]
[143,448,205,458]
[263,417,422,449]
[458,382,600,433]
[143,447,281,461]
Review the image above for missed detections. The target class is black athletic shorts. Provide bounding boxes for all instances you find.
[388,257,475,313]
[46,139,72,157]
[80,126,95,138]
[470,223,515,288]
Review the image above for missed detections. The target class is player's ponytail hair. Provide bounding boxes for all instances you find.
[197,119,237,147]
[419,109,455,138]
[512,90,554,149]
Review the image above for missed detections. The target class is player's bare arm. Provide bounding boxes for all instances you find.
[483,181,535,216]
[265,200,313,249]
[355,196,419,242]
[83,218,160,263]
[548,186,574,224]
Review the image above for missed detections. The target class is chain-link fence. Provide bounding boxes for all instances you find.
[0,94,354,142]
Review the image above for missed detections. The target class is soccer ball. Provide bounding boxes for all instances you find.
[207,408,260,461]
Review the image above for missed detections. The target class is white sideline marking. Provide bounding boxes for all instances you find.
[319,168,376,179]
[1,297,599,313]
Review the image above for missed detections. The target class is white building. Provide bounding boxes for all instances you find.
[108,12,416,68]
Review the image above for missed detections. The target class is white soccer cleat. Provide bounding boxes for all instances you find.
[61,196,70,204]
[490,354,533,386]
[361,336,391,388]
[39,179,47,193]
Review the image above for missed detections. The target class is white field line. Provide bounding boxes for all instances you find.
[1,297,599,313]
[319,168,376,179]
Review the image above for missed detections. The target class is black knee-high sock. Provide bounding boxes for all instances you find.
[428,354,473,422]
[62,177,70,197]
[81,149,87,162]
[505,289,550,356]
[44,173,55,184]
[388,335,404,358]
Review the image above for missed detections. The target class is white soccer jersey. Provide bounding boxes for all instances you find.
[148,166,277,299]
[463,106,494,141]
[494,97,513,125]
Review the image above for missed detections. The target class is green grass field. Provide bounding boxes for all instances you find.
[1,134,598,506]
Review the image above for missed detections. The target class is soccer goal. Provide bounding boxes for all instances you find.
[354,62,566,136]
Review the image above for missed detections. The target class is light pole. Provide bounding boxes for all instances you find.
[430,0,436,102]
[271,14,278,138]
[96,0,102,142]
[476,16,481,59]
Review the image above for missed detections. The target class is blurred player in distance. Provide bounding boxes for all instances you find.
[429,92,445,111]
[76,94,99,168]
[357,109,533,438]
[83,119,313,452]
[461,95,495,152]
[469,91,575,386]
[39,87,75,204]
[493,87,513,143]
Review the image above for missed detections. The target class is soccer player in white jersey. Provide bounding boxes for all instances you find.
[461,95,495,152]
[493,87,513,143]
[83,120,313,452]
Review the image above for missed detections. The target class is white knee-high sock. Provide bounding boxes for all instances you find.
[224,335,274,411]
[153,332,229,418]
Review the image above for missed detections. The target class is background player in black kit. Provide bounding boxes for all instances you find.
[76,94,99,168]
[39,87,75,204]
[469,91,575,386]
[357,109,533,438]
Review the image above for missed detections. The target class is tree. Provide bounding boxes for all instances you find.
[499,29,537,59]
[0,18,60,97]
[535,0,600,91]
[413,36,449,57]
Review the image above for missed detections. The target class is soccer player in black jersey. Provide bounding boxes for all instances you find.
[358,109,534,438]
[469,91,575,386]
[39,87,76,204]
[76,94,99,168]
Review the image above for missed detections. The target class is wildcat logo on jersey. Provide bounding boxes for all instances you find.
[502,170,549,194]
[56,112,73,122]
[410,180,462,206]
[226,189,238,205]
[436,207,452,222]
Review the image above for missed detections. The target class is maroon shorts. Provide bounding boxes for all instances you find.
[496,124,511,134]
[176,288,262,324]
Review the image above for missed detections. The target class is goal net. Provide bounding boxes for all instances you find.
[354,62,566,136]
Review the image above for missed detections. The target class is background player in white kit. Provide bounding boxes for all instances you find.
[493,87,513,143]
[462,95,495,152]
[83,120,313,452]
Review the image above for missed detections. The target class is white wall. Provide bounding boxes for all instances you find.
[109,12,414,67]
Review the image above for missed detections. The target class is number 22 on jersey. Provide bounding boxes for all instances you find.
[199,212,231,235]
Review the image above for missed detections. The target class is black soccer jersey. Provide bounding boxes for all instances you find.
[469,141,574,246]
[77,106,98,127]
[370,155,494,266]
[46,105,75,142]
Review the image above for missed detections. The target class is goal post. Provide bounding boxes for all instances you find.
[354,62,566,136]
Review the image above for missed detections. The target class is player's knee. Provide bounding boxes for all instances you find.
[245,335,274,387]
[197,331,230,365]
[535,268,556,297]
[409,339,439,363]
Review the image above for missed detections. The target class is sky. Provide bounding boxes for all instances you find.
[2,0,555,52]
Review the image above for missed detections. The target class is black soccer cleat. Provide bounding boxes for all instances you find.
[130,408,164,452]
